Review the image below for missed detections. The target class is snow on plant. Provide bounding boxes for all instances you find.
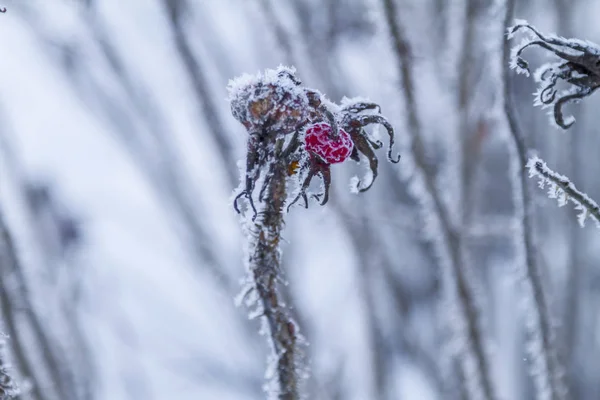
[230,66,400,219]
[506,20,600,228]
[526,156,600,228]
[508,20,600,129]
[227,66,400,399]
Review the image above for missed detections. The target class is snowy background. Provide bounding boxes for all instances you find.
[1,0,600,399]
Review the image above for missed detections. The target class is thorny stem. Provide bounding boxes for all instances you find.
[381,0,496,399]
[503,1,566,399]
[247,138,302,400]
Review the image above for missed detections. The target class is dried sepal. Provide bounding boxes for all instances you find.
[508,20,600,129]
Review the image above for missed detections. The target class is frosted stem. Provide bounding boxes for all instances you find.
[247,142,302,400]
[527,156,600,226]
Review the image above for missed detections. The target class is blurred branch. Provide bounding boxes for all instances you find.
[0,210,50,400]
[173,357,262,397]
[62,11,235,293]
[0,133,90,400]
[380,0,496,398]
[163,0,238,185]
[334,190,443,398]
[257,0,297,66]
[502,1,566,399]
[23,0,236,295]
[338,208,389,400]
[458,0,488,224]
[382,263,443,393]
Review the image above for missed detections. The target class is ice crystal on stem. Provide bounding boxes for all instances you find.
[527,156,600,227]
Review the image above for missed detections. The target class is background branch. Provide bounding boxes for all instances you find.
[502,1,566,398]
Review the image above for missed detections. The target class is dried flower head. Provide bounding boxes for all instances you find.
[228,67,400,219]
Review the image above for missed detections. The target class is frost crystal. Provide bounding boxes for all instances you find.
[526,156,600,227]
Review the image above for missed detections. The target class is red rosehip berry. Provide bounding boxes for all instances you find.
[304,123,354,164]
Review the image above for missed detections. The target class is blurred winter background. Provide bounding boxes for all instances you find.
[1,0,600,399]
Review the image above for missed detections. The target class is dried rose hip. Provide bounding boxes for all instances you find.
[229,71,309,135]
[304,122,354,164]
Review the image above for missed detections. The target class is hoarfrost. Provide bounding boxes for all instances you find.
[526,156,600,227]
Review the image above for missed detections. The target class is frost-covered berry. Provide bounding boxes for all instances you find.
[305,123,354,164]
[228,68,309,135]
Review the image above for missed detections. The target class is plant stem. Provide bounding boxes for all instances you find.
[248,140,301,400]
[527,157,600,224]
